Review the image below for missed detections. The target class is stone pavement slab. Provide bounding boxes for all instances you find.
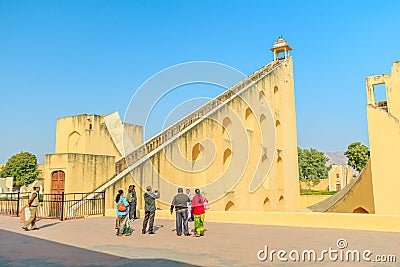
[0,215,399,266]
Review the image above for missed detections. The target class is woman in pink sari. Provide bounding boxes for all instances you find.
[191,188,207,237]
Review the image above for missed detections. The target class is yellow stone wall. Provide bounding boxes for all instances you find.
[104,58,300,213]
[37,164,45,178]
[299,179,329,191]
[366,62,400,214]
[367,109,400,214]
[54,114,142,158]
[44,153,115,193]
[44,113,143,194]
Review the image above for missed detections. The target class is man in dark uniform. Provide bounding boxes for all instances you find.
[126,185,138,220]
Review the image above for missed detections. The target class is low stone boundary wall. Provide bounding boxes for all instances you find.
[105,209,400,233]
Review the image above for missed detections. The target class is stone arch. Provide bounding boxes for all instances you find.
[260,114,266,123]
[222,116,232,137]
[277,156,284,189]
[245,107,252,119]
[275,120,282,149]
[245,108,255,129]
[335,182,341,191]
[262,154,267,162]
[259,90,266,101]
[192,143,202,161]
[279,195,285,211]
[51,170,65,194]
[273,85,280,107]
[222,117,232,128]
[263,197,271,211]
[225,201,235,211]
[67,131,81,153]
[223,148,232,165]
[353,207,369,214]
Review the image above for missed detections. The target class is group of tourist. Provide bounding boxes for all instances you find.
[115,185,208,237]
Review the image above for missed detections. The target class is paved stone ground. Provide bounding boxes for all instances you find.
[0,215,400,266]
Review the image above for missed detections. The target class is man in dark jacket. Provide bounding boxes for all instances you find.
[142,186,160,234]
[170,187,191,236]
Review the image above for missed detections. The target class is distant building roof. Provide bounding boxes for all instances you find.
[324,151,357,173]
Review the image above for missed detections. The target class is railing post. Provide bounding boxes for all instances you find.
[102,191,106,217]
[61,192,65,221]
[16,192,20,217]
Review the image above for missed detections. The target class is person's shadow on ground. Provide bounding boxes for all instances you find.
[153,224,164,232]
[39,222,60,229]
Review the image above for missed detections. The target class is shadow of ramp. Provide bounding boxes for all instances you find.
[0,229,201,267]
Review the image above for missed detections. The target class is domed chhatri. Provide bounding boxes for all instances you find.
[270,36,293,61]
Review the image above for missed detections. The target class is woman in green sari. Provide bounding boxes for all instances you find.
[191,189,208,237]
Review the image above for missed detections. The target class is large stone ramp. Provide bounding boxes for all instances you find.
[70,50,302,214]
[115,59,284,172]
[77,58,288,207]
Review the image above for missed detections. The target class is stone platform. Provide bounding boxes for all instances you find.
[0,216,399,266]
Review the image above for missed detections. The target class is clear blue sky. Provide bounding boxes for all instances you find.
[0,1,399,164]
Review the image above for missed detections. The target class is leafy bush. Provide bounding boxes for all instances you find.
[0,152,39,186]
[300,190,337,195]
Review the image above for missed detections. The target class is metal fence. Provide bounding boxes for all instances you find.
[0,191,105,221]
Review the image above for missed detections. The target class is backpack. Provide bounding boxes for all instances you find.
[117,199,127,212]
[126,192,133,203]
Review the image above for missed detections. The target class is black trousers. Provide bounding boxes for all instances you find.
[128,202,136,219]
[175,209,189,236]
[142,210,155,232]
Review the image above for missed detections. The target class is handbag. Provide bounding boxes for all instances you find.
[203,199,209,210]
[25,206,31,219]
[19,205,29,223]
[117,199,127,212]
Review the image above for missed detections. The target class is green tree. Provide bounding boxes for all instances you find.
[0,152,39,186]
[344,142,370,172]
[298,147,330,188]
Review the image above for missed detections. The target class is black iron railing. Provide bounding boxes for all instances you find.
[0,191,105,221]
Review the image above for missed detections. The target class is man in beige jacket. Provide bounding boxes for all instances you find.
[22,186,40,231]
